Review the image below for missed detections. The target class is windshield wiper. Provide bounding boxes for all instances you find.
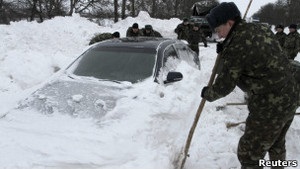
[68,74,123,84]
[68,75,75,79]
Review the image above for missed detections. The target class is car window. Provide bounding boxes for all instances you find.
[69,47,156,83]
[186,47,200,69]
[175,44,199,69]
[163,45,178,62]
[175,44,193,63]
[162,45,180,71]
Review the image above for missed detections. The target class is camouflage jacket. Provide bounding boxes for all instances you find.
[284,31,300,60]
[89,33,112,45]
[274,31,286,48]
[126,27,143,37]
[174,23,190,41]
[141,28,162,37]
[203,20,295,102]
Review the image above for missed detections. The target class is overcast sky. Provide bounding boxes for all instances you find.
[219,0,278,17]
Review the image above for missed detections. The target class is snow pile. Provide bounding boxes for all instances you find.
[113,11,181,38]
[0,11,299,169]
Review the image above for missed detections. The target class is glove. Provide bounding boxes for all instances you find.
[204,43,208,48]
[201,86,209,98]
[216,42,223,54]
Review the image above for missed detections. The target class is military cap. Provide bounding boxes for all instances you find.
[132,23,139,29]
[145,25,153,30]
[206,2,241,29]
[275,24,284,29]
[183,18,189,22]
[112,31,120,38]
[289,24,297,29]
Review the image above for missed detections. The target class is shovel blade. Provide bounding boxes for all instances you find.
[173,152,187,169]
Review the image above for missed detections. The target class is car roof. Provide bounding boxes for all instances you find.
[89,37,185,80]
[93,37,178,50]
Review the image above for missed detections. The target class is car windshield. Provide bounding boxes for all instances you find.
[69,46,157,83]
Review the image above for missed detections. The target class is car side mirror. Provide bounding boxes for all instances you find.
[164,72,183,84]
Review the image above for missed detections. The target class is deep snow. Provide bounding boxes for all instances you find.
[0,11,300,169]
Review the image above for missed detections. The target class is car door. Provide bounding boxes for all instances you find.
[154,44,182,82]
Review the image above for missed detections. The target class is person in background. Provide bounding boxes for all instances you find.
[189,18,195,28]
[202,2,299,169]
[284,24,300,60]
[126,23,143,37]
[141,25,162,37]
[187,23,207,55]
[89,31,120,45]
[274,24,286,48]
[174,18,190,41]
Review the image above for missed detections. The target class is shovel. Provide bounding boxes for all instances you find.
[173,53,222,169]
[216,102,247,111]
[226,112,300,129]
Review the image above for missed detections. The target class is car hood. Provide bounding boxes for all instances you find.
[19,77,130,119]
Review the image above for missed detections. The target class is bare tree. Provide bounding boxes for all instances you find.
[29,0,43,22]
[252,0,300,25]
[5,0,277,25]
[121,0,126,19]
[174,0,180,17]
[151,0,156,17]
[288,0,300,23]
[68,0,77,15]
[0,0,10,24]
[273,0,288,25]
[114,0,118,22]
[130,0,135,16]
[43,0,66,19]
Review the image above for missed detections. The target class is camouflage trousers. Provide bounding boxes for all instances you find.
[238,79,299,169]
[189,44,199,55]
[286,50,298,60]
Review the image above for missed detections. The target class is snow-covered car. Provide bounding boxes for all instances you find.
[18,37,200,118]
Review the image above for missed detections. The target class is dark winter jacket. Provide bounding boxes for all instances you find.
[187,29,207,54]
[141,28,162,37]
[284,31,300,60]
[89,33,113,45]
[174,23,190,41]
[274,31,286,48]
[126,27,143,37]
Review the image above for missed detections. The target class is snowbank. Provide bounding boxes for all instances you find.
[0,11,299,169]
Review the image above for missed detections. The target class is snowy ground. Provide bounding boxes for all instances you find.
[0,12,300,169]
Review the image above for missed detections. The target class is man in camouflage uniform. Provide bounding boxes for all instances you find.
[126,23,143,37]
[203,2,299,169]
[141,25,162,37]
[274,24,286,48]
[188,23,208,55]
[89,31,120,45]
[174,18,190,41]
[284,24,300,60]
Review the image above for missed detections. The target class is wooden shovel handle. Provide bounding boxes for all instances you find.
[178,54,222,169]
